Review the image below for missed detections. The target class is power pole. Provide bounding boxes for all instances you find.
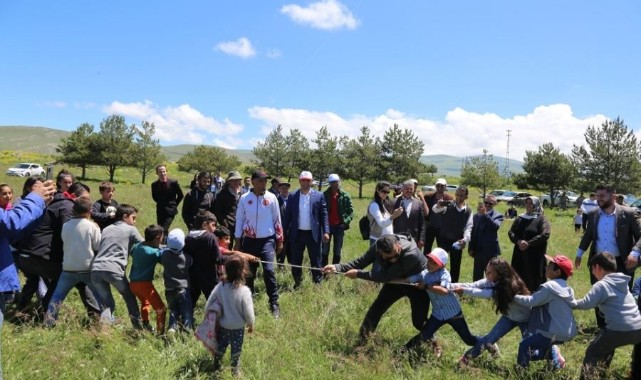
[504,129,512,183]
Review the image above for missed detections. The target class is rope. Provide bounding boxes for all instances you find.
[254,260,417,287]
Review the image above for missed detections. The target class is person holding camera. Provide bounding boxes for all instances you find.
[431,186,473,282]
[392,180,426,248]
[423,178,454,253]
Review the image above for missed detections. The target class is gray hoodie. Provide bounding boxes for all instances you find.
[513,278,577,342]
[572,272,641,332]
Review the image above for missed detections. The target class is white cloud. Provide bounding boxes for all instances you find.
[281,0,359,31]
[214,37,256,59]
[103,100,244,145]
[248,104,608,161]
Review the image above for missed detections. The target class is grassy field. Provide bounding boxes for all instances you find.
[0,152,633,379]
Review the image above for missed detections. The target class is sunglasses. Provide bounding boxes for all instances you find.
[484,201,496,206]
[379,190,390,194]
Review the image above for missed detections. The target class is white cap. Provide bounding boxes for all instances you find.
[166,228,185,251]
[299,171,313,180]
[427,248,448,267]
[328,174,340,182]
[435,178,447,186]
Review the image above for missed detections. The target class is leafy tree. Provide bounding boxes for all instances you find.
[309,126,341,189]
[522,143,574,207]
[343,126,382,198]
[133,121,166,184]
[379,124,426,184]
[177,145,242,174]
[95,115,136,182]
[56,122,98,179]
[460,149,502,197]
[571,117,641,193]
[252,125,289,177]
[283,129,310,181]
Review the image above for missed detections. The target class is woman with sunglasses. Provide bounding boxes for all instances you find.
[366,182,404,246]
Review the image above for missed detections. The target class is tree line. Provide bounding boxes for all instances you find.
[57,115,640,202]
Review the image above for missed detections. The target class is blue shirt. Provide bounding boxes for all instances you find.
[409,268,461,320]
[595,209,620,256]
[129,242,161,282]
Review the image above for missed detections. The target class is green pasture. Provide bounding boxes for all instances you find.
[0,152,630,379]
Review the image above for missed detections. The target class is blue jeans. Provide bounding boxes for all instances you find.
[418,312,478,346]
[45,271,102,326]
[322,224,345,266]
[291,230,323,284]
[166,289,193,330]
[517,332,560,368]
[90,271,141,328]
[241,236,279,307]
[467,315,527,358]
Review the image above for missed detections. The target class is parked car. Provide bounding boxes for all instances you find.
[541,190,579,207]
[630,198,641,209]
[446,185,458,192]
[507,192,534,206]
[496,191,517,203]
[6,163,46,177]
[422,185,436,193]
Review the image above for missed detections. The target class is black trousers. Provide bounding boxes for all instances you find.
[359,283,430,340]
[436,237,463,283]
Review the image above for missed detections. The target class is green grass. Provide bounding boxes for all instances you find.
[0,151,633,379]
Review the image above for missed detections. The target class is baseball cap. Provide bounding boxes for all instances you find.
[328,173,340,182]
[435,178,447,186]
[279,181,291,187]
[545,254,573,277]
[251,170,271,180]
[299,171,313,180]
[427,248,448,267]
[166,228,185,251]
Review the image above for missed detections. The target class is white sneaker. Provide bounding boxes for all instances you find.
[485,343,500,358]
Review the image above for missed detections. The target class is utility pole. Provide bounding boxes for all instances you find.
[504,129,512,183]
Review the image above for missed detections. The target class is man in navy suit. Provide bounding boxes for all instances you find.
[468,194,504,281]
[283,171,330,287]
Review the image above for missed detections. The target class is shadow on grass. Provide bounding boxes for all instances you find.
[174,352,218,379]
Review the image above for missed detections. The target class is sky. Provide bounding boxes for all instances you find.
[1,1,640,162]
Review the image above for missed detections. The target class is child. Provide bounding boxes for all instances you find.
[184,211,222,310]
[161,228,193,333]
[512,254,577,370]
[0,184,13,210]
[91,181,119,231]
[45,197,102,327]
[453,257,531,364]
[129,225,166,333]
[574,209,583,233]
[571,252,641,379]
[206,254,255,377]
[403,248,478,358]
[90,204,144,329]
[215,226,260,279]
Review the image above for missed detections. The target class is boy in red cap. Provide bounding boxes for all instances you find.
[513,254,577,370]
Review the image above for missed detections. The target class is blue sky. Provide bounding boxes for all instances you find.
[1,1,639,160]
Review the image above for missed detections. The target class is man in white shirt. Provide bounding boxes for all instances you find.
[235,170,283,318]
[283,171,329,288]
[580,193,599,231]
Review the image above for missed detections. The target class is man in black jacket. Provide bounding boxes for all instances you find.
[213,171,243,250]
[182,172,215,230]
[151,165,184,237]
[322,234,429,342]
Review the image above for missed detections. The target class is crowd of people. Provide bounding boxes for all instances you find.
[2,165,641,378]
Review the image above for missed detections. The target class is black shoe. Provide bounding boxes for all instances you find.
[270,305,280,319]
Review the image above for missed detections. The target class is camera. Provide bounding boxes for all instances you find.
[440,200,452,206]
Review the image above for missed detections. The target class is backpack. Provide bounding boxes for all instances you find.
[358,215,370,240]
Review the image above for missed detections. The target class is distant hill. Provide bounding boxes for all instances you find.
[0,126,69,154]
[0,126,524,176]
[420,154,523,177]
